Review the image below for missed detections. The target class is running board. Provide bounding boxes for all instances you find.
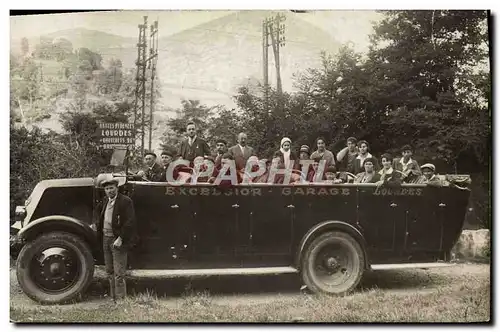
[370,262,454,270]
[127,267,298,278]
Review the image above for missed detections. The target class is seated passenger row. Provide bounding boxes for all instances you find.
[137,129,444,186]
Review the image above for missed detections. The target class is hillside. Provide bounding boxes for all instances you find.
[12,12,340,109]
[11,28,137,67]
[10,11,342,150]
[156,10,340,108]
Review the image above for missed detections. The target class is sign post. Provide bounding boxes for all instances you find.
[95,122,136,174]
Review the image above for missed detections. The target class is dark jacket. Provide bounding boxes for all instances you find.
[228,145,255,170]
[94,193,137,248]
[274,150,300,170]
[353,153,380,174]
[212,152,225,169]
[392,157,421,175]
[378,168,403,186]
[144,163,164,182]
[354,171,381,184]
[178,137,211,162]
[310,149,336,168]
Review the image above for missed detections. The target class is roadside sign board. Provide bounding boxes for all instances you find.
[95,122,135,150]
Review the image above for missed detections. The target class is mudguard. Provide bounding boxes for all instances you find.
[17,215,99,256]
[295,220,370,269]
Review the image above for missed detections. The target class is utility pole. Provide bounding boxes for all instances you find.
[147,20,159,152]
[133,16,148,156]
[262,18,270,110]
[268,13,286,96]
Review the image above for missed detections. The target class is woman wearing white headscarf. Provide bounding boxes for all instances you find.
[274,137,299,170]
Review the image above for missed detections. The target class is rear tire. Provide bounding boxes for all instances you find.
[16,232,94,304]
[301,231,364,295]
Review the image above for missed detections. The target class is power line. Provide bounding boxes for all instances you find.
[148,19,159,151]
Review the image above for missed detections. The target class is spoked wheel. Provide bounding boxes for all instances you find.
[301,231,365,295]
[16,232,94,304]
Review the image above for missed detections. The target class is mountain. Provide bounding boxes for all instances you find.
[11,12,341,109]
[10,28,137,66]
[10,11,342,151]
[156,10,340,108]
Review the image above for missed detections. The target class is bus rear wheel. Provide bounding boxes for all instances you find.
[301,231,365,295]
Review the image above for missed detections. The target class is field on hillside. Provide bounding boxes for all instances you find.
[10,263,490,323]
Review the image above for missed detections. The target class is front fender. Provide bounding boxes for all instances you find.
[295,220,370,269]
[17,215,99,256]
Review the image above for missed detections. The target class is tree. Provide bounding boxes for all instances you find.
[77,48,102,71]
[166,99,214,135]
[52,38,73,61]
[96,58,124,94]
[11,58,40,110]
[365,10,490,170]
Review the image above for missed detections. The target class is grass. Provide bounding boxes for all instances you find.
[10,266,491,323]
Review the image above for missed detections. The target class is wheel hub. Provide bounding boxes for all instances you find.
[49,262,61,275]
[324,256,340,272]
[32,247,79,292]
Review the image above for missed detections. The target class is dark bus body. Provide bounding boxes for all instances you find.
[10,174,471,304]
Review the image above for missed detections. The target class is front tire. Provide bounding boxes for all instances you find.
[16,232,94,304]
[301,231,365,295]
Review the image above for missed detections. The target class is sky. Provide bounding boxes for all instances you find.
[10,10,382,53]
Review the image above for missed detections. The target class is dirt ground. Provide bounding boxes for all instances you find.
[10,262,490,315]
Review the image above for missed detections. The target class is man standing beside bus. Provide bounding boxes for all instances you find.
[91,174,136,301]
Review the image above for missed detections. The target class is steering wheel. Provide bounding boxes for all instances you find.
[344,172,356,182]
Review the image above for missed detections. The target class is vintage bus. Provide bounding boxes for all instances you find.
[10,173,471,304]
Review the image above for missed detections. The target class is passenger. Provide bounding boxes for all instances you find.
[393,145,421,183]
[159,150,174,182]
[376,153,402,186]
[323,166,344,184]
[336,136,359,173]
[419,163,446,186]
[353,140,379,174]
[212,138,228,168]
[228,132,255,171]
[177,121,211,162]
[310,137,336,168]
[191,156,211,183]
[325,166,336,182]
[137,151,163,182]
[253,159,271,183]
[210,153,242,185]
[299,145,310,161]
[306,156,322,182]
[275,137,299,170]
[270,151,287,184]
[241,155,260,182]
[354,158,381,184]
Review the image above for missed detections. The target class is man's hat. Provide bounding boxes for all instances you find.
[144,151,157,158]
[401,144,412,152]
[421,163,436,172]
[216,138,227,145]
[300,145,310,153]
[161,149,175,157]
[325,166,337,173]
[96,174,119,188]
